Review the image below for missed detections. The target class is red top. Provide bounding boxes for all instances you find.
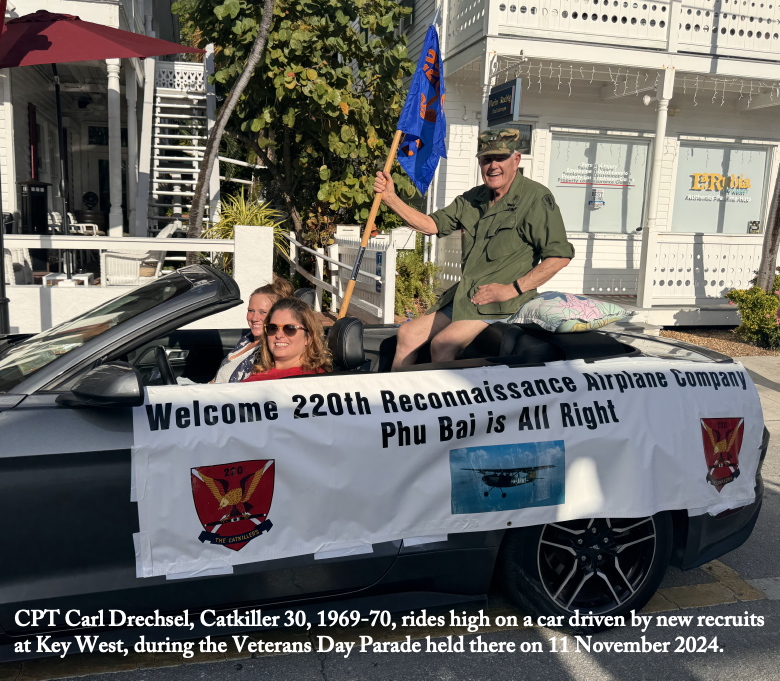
[243,366,326,382]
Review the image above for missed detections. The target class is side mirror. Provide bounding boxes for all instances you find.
[56,361,144,408]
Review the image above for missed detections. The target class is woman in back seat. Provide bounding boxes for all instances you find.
[211,276,295,383]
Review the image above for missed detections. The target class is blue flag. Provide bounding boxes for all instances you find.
[396,25,446,196]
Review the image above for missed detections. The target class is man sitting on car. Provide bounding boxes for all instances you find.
[373,127,574,370]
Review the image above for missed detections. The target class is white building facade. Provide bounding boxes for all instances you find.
[410,0,780,324]
[0,0,216,241]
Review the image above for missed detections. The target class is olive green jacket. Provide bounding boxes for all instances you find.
[429,174,575,321]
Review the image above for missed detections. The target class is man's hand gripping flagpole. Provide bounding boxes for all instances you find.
[337,130,404,319]
[338,24,446,319]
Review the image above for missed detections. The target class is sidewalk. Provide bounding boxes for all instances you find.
[736,356,780,424]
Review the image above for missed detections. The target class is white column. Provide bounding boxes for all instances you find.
[480,47,494,133]
[144,0,154,36]
[204,44,221,225]
[0,70,17,217]
[637,67,675,309]
[107,59,123,237]
[135,56,156,236]
[438,0,448,60]
[233,224,273,300]
[126,66,139,236]
[666,0,682,53]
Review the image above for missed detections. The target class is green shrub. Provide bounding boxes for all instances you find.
[395,239,438,318]
[201,190,287,273]
[726,273,780,348]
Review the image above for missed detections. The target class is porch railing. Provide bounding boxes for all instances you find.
[284,230,397,324]
[447,0,780,63]
[434,229,766,305]
[2,225,275,334]
[651,233,763,303]
[154,61,206,92]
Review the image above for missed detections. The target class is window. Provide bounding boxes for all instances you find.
[671,143,769,234]
[88,126,128,147]
[548,134,650,233]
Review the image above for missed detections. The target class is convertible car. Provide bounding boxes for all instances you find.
[0,266,767,660]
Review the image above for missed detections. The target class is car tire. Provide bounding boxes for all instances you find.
[498,513,673,632]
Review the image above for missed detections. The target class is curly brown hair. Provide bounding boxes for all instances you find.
[252,298,332,374]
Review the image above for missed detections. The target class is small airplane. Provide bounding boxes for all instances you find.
[462,465,556,498]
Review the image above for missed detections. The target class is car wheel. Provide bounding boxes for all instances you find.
[499,513,672,632]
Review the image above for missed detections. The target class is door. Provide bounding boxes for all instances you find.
[0,363,400,636]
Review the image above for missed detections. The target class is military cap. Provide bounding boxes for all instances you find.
[476,127,529,157]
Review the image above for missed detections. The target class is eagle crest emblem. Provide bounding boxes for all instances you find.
[191,460,274,551]
[700,418,743,492]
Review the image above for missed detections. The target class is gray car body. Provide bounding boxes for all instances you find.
[0,266,766,661]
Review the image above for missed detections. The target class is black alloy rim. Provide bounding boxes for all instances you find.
[537,516,657,614]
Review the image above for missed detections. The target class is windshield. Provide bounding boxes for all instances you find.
[0,276,192,393]
[606,332,727,363]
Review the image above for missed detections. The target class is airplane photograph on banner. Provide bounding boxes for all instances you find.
[449,441,566,514]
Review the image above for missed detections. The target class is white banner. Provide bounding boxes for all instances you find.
[132,358,764,578]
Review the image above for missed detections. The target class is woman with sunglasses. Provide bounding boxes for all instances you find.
[243,297,332,382]
[211,275,295,383]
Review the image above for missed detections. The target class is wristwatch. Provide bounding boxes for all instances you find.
[512,280,523,297]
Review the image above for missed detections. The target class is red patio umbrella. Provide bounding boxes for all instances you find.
[0,10,203,333]
[0,10,203,68]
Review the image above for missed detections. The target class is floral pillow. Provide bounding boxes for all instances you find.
[507,291,629,333]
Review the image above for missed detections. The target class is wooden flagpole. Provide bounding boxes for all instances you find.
[338,128,404,319]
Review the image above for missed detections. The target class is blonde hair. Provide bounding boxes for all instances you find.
[250,274,295,304]
[252,298,332,374]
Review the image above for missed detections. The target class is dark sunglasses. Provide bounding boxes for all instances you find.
[265,323,308,337]
[478,154,513,165]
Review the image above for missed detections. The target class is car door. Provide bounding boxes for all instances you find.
[0,269,401,636]
[0,392,401,635]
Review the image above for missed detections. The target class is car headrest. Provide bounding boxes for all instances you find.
[294,287,316,308]
[327,317,366,371]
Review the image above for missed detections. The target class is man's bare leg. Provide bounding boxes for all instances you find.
[392,312,452,370]
[429,320,489,363]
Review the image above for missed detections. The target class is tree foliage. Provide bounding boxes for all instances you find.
[183,0,274,261]
[756,163,780,292]
[395,235,439,318]
[174,0,417,243]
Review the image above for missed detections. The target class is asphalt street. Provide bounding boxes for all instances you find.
[2,356,779,681]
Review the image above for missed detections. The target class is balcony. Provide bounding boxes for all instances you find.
[447,0,780,63]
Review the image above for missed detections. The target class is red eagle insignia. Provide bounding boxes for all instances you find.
[191,460,274,551]
[700,418,743,492]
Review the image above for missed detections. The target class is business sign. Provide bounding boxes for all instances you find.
[487,79,522,124]
[132,358,762,578]
[549,135,650,233]
[672,144,768,234]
